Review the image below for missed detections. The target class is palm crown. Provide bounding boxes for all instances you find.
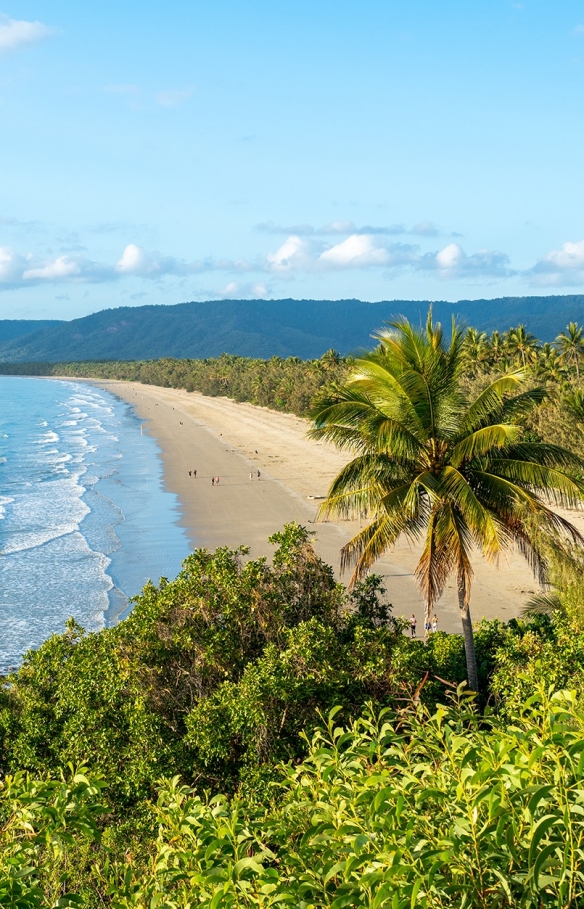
[310,313,584,689]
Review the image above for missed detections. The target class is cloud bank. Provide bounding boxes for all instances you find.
[2,231,584,293]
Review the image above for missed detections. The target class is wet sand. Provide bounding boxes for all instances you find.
[69,379,571,633]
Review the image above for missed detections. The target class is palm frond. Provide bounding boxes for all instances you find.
[459,369,528,432]
[520,591,563,617]
[488,459,584,509]
[414,506,457,614]
[440,466,504,561]
[497,442,584,471]
[450,424,520,466]
[340,508,426,585]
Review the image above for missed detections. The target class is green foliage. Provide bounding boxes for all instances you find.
[490,615,584,715]
[0,525,403,804]
[0,769,104,909]
[0,353,348,417]
[2,524,584,903]
[114,690,584,908]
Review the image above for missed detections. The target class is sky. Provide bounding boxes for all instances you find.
[1,1,584,321]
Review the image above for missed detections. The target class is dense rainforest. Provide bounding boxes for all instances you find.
[3,318,584,905]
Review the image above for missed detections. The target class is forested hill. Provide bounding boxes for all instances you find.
[0,319,63,345]
[2,294,584,362]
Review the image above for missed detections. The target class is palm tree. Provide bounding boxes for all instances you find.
[556,322,584,380]
[536,343,567,383]
[504,325,539,367]
[310,313,584,691]
[320,348,343,369]
[462,328,489,373]
[488,330,506,365]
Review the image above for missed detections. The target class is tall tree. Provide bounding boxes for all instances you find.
[504,324,539,367]
[556,322,584,380]
[310,313,584,690]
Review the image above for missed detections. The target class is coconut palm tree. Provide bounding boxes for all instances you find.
[310,313,584,691]
[504,325,539,367]
[462,327,489,374]
[556,322,584,380]
[535,343,567,383]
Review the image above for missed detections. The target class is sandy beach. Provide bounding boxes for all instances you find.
[71,379,573,633]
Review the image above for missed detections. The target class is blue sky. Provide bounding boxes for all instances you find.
[1,1,584,320]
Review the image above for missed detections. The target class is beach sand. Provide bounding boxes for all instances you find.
[74,379,577,633]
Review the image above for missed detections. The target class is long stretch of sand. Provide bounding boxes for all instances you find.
[70,379,574,633]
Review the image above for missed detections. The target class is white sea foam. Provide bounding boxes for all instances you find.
[34,430,59,444]
[0,376,190,672]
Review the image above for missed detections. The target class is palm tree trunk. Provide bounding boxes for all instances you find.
[458,578,479,692]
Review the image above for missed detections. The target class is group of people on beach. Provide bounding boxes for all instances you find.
[409,614,438,637]
[187,469,262,484]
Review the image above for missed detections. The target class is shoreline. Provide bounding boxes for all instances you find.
[57,378,552,633]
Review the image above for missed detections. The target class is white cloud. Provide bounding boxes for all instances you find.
[0,14,54,54]
[0,232,518,293]
[115,243,153,275]
[419,243,514,279]
[319,234,392,268]
[24,256,82,280]
[411,220,439,237]
[217,280,269,299]
[266,235,313,272]
[529,238,584,286]
[436,243,464,270]
[256,220,407,236]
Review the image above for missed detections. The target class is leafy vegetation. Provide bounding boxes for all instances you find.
[1,524,584,905]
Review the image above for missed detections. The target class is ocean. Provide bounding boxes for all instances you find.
[0,376,191,672]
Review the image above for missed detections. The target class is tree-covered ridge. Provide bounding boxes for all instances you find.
[3,296,584,363]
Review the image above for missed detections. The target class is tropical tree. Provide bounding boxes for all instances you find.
[487,329,507,365]
[535,342,567,383]
[556,321,584,380]
[310,313,584,690]
[461,327,489,374]
[504,324,539,367]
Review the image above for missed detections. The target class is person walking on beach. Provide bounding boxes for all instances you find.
[215,476,220,485]
[257,470,261,481]
[249,471,254,481]
[188,471,192,477]
[193,469,197,478]
[409,614,417,638]
[431,614,438,634]
[211,476,215,486]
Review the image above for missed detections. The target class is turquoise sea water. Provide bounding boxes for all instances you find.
[0,377,191,672]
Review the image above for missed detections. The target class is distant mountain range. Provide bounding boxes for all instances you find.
[2,295,584,362]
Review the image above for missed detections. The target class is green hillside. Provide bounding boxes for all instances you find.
[0,319,63,345]
[1,294,584,362]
